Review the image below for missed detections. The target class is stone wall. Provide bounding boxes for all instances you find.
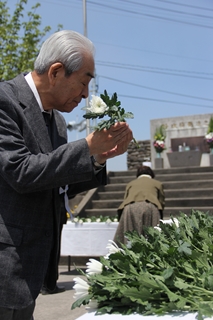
[127,140,151,170]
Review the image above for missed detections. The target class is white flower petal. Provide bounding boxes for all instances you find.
[106,240,124,255]
[86,258,103,275]
[88,95,109,114]
[73,277,89,299]
[154,226,162,232]
[173,218,179,227]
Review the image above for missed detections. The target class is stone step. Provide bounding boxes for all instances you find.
[155,166,213,174]
[98,191,124,200]
[92,199,121,208]
[165,197,213,207]
[104,180,213,191]
[163,180,213,189]
[108,166,213,176]
[156,172,213,182]
[98,188,213,200]
[165,188,213,198]
[108,173,213,184]
[91,197,213,209]
[104,184,126,192]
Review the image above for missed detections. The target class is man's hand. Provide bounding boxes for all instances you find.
[86,122,133,163]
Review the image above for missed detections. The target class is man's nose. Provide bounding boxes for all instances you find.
[82,85,89,99]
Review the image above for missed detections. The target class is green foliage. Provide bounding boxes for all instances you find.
[72,210,213,319]
[154,124,166,141]
[83,90,139,147]
[207,117,213,134]
[0,0,62,81]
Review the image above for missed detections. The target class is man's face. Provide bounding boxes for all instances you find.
[49,55,94,113]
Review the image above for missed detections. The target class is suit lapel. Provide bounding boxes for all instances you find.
[13,74,53,153]
[51,111,67,150]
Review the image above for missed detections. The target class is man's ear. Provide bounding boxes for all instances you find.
[48,63,64,85]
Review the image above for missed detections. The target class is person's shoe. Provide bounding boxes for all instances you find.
[40,285,65,295]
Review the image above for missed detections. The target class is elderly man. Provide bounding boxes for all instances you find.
[0,30,133,319]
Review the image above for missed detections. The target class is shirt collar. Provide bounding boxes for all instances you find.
[25,72,52,115]
[138,174,152,179]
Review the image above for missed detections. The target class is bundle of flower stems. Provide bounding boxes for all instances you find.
[72,210,213,320]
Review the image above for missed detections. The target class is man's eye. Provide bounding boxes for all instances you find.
[82,83,86,86]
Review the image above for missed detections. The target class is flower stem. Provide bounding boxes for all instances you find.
[132,138,139,148]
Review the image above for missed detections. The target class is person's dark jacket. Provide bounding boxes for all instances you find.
[0,74,106,309]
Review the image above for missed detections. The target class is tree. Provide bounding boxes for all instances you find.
[0,0,62,81]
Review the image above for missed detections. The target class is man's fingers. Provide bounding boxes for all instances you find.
[86,122,133,156]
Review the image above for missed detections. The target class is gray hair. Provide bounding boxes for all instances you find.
[34,30,95,76]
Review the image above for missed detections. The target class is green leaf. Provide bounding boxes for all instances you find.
[162,267,174,280]
[123,287,153,304]
[178,241,192,255]
[123,112,134,119]
[110,105,119,112]
[71,294,92,309]
[174,278,190,290]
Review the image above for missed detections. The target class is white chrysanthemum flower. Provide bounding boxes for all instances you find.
[86,258,103,275]
[106,240,124,254]
[173,218,179,227]
[96,218,101,222]
[160,219,172,225]
[105,218,112,224]
[86,218,91,223]
[161,218,179,228]
[106,240,120,254]
[85,299,98,310]
[79,219,83,225]
[87,95,109,114]
[113,218,118,222]
[73,277,89,299]
[156,140,165,146]
[206,132,213,139]
[154,226,162,232]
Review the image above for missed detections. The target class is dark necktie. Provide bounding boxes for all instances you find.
[43,112,52,142]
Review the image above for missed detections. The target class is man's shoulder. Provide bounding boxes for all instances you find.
[0,74,25,96]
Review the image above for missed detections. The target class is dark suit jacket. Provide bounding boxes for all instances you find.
[117,176,165,219]
[0,74,106,309]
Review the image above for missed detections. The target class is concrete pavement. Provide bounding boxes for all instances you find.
[33,261,89,320]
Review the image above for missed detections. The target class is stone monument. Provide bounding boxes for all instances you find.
[150,113,213,169]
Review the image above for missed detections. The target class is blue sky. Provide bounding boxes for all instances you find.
[10,0,213,171]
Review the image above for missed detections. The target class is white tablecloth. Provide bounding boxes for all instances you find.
[61,222,118,256]
[76,311,212,320]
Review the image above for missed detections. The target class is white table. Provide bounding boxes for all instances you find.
[61,222,118,271]
[76,311,212,320]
